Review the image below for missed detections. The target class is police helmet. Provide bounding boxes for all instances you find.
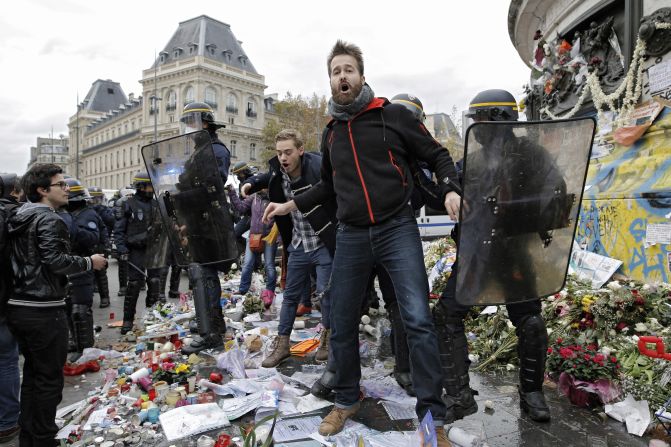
[89,186,103,197]
[132,172,152,189]
[180,102,225,135]
[466,89,519,122]
[391,94,426,122]
[0,173,18,199]
[65,177,91,202]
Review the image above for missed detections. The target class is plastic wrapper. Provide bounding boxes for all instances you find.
[216,347,246,379]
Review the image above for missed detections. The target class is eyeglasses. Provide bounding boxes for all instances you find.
[50,181,69,189]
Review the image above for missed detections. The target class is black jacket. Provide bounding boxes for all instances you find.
[114,194,154,254]
[244,152,337,255]
[0,198,21,315]
[7,203,90,307]
[294,97,459,226]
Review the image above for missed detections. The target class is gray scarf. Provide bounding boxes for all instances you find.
[328,83,375,121]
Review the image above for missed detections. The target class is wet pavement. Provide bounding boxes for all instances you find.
[3,259,653,446]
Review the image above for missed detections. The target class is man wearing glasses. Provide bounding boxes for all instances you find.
[6,164,106,446]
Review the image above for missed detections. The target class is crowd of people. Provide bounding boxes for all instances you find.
[0,40,560,447]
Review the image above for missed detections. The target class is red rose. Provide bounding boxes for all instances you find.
[587,344,597,351]
[594,354,605,363]
[583,354,592,361]
[615,322,627,332]
[610,356,617,363]
[557,338,563,344]
[560,347,574,359]
[634,296,645,305]
[547,347,553,354]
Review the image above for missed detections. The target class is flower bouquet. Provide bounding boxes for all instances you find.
[547,338,621,407]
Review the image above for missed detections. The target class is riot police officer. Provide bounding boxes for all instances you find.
[115,172,162,335]
[63,178,107,361]
[177,102,235,354]
[436,89,551,423]
[89,186,114,308]
[113,189,133,296]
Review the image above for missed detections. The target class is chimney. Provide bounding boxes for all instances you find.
[129,93,135,101]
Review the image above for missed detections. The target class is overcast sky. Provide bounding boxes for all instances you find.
[0,0,531,174]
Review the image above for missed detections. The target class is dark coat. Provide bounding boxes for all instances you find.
[293,97,459,226]
[243,152,337,256]
[7,203,90,306]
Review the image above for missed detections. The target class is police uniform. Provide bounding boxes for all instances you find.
[114,175,162,335]
[90,187,114,307]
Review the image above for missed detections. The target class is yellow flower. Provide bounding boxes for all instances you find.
[175,364,190,374]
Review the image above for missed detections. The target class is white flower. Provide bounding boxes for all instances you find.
[641,284,651,292]
[506,320,514,329]
[607,281,622,291]
[632,335,640,342]
[629,282,636,288]
[601,346,612,356]
[634,323,648,332]
[559,290,568,298]
[506,363,516,371]
[547,328,553,335]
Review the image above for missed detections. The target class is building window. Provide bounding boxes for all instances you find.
[246,98,257,118]
[230,140,237,157]
[131,120,136,130]
[250,143,256,160]
[222,50,232,62]
[137,145,141,164]
[226,94,238,114]
[229,117,235,125]
[116,152,119,169]
[123,148,126,167]
[184,86,194,105]
[166,90,176,111]
[130,147,134,165]
[124,124,128,134]
[205,87,217,109]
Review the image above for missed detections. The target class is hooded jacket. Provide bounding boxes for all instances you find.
[293,98,459,226]
[8,203,91,307]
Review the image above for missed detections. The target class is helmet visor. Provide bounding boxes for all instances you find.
[179,112,204,135]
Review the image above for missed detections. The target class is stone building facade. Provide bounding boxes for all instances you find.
[68,15,268,190]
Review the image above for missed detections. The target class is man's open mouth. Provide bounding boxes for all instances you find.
[340,83,350,93]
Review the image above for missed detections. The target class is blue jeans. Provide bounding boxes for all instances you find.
[238,239,278,294]
[278,243,332,335]
[0,316,19,431]
[329,212,446,422]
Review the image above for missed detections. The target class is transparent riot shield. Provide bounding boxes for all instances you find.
[455,117,596,306]
[144,202,170,269]
[141,131,238,267]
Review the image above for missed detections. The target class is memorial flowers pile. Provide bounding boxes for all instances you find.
[422,237,671,409]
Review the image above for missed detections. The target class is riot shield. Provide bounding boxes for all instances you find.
[455,117,595,306]
[144,201,171,269]
[141,131,238,267]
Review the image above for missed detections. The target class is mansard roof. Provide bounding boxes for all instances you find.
[80,79,128,113]
[153,15,257,74]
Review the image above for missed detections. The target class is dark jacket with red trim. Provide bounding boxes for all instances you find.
[293,97,459,226]
[244,152,337,256]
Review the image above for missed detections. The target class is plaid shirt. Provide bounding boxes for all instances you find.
[281,171,324,253]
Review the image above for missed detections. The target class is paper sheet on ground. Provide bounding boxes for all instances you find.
[56,399,86,419]
[83,406,110,430]
[381,401,417,420]
[273,416,322,442]
[309,420,380,445]
[362,376,417,406]
[219,392,263,420]
[295,394,333,413]
[569,244,622,289]
[283,371,321,389]
[159,403,230,441]
[605,395,651,436]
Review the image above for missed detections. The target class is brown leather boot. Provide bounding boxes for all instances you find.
[436,427,453,446]
[262,335,291,367]
[318,402,360,436]
[314,329,330,362]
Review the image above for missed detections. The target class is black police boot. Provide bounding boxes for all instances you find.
[434,302,478,423]
[158,268,169,302]
[182,305,224,354]
[69,304,95,362]
[146,276,161,308]
[121,280,141,335]
[117,259,128,296]
[388,301,415,396]
[517,314,551,422]
[169,266,181,298]
[311,365,337,400]
[96,269,111,308]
